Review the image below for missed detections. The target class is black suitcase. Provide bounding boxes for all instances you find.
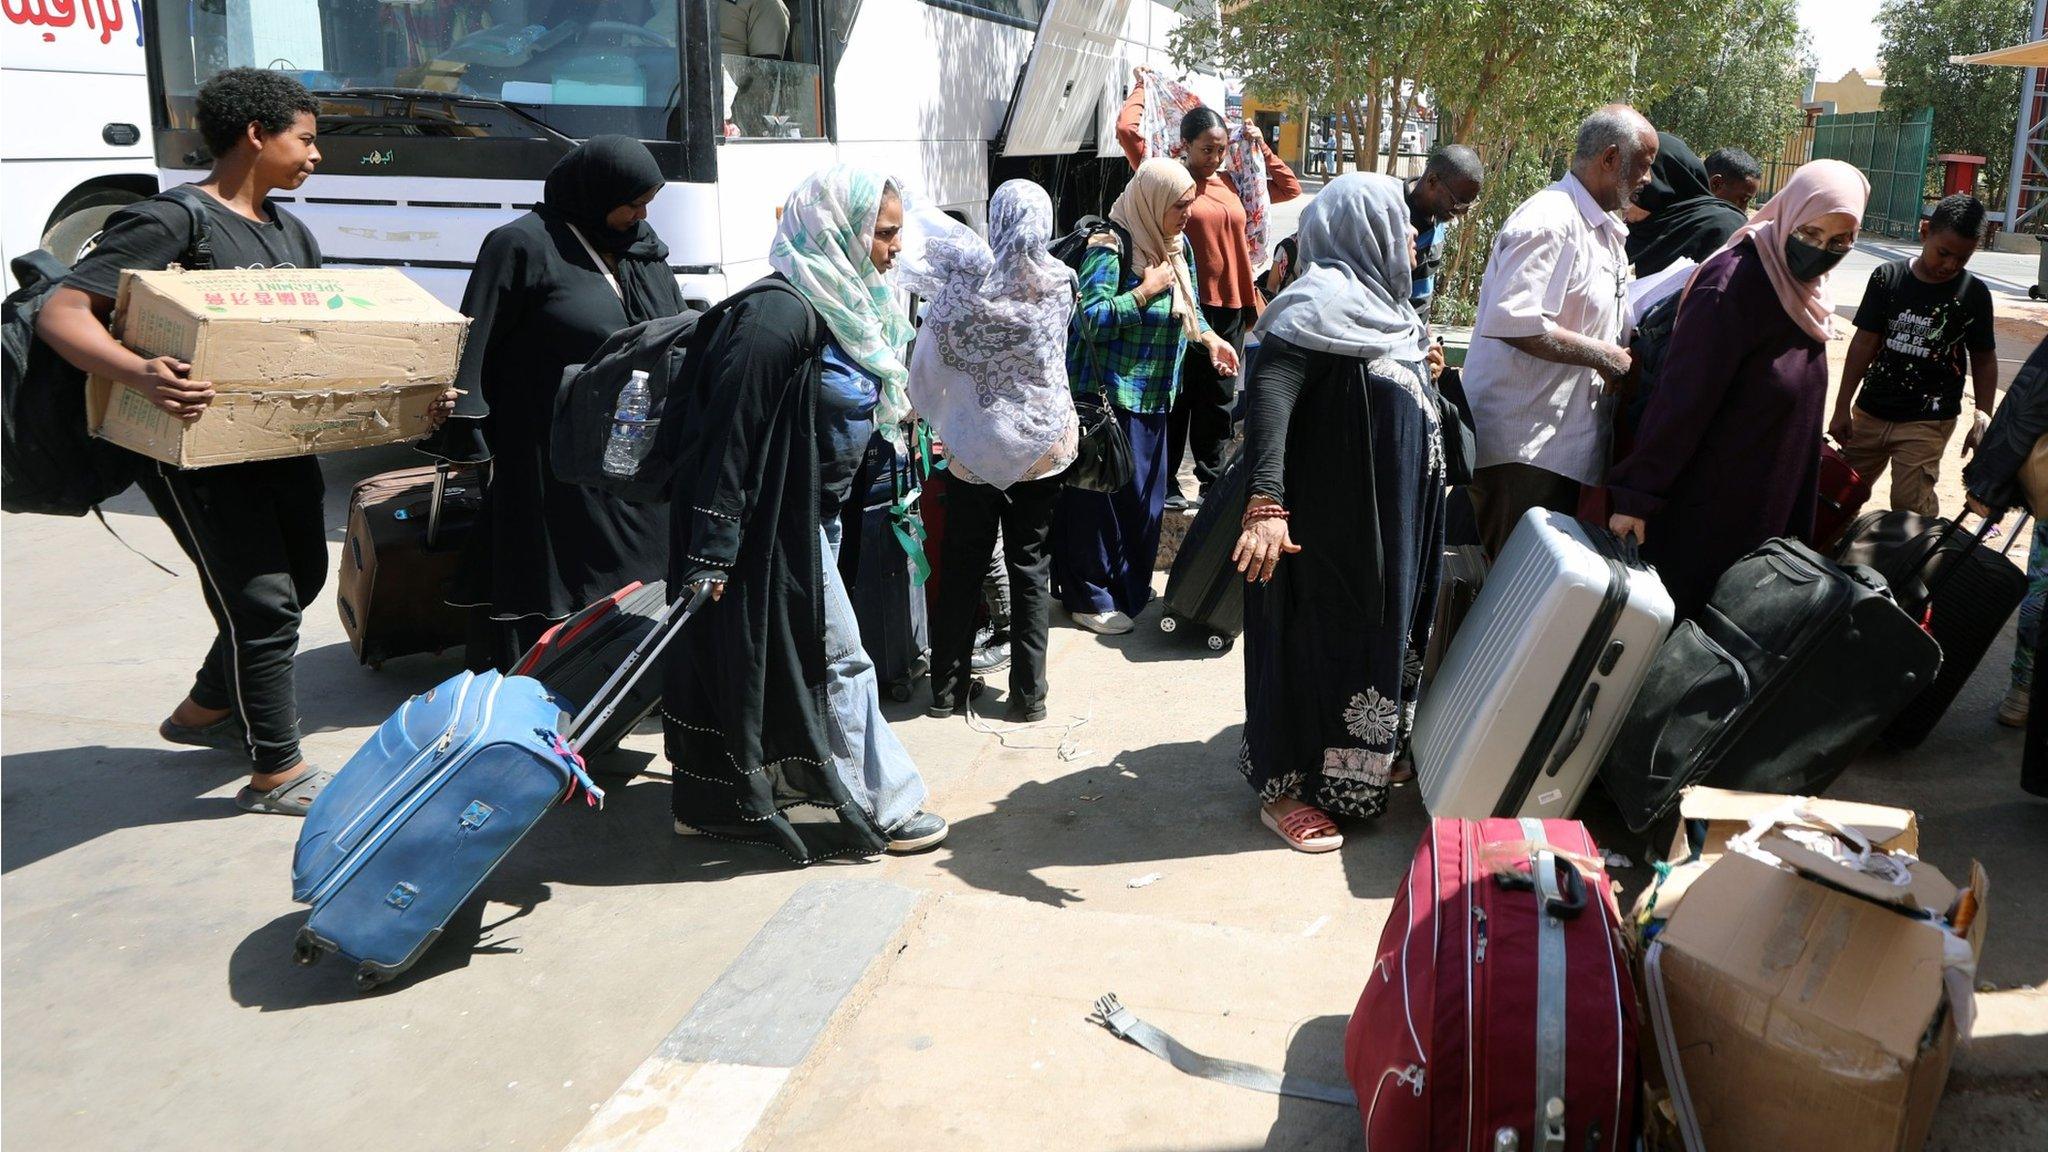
[1600,538,1941,832]
[838,434,930,702]
[1834,510,2030,748]
[1421,544,1488,683]
[336,463,481,668]
[1159,447,1251,650]
[510,579,667,764]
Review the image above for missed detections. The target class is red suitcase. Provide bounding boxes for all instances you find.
[1807,441,1871,551]
[1346,818,1638,1152]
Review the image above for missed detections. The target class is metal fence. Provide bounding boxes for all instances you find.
[1811,108,1935,238]
[1760,112,1816,201]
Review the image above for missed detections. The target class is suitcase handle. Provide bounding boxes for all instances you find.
[426,463,450,550]
[563,583,712,753]
[1542,683,1599,778]
[1495,850,1587,920]
[1911,511,2032,604]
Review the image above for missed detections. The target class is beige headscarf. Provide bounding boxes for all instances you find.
[1109,158,1202,340]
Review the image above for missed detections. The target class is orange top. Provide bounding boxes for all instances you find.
[1115,82,1301,311]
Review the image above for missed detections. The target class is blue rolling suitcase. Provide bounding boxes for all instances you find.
[291,588,707,990]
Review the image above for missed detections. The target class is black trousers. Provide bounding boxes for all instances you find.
[135,455,327,772]
[930,473,1061,713]
[1169,303,1251,494]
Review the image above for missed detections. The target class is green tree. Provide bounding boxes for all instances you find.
[1173,0,1802,318]
[1878,0,2030,208]
[1644,0,1814,162]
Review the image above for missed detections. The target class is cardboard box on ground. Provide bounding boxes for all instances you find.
[1634,787,1989,1152]
[86,268,468,468]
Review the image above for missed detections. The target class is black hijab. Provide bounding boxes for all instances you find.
[536,135,676,324]
[1626,132,1749,278]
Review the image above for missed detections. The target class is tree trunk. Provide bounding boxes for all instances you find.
[1360,71,1385,173]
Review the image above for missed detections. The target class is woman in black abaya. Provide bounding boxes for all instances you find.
[1626,132,1750,278]
[428,136,685,668]
[1233,174,1445,853]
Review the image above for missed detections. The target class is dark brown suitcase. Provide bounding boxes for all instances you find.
[336,463,480,667]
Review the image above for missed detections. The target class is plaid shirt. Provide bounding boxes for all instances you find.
[1068,240,1210,414]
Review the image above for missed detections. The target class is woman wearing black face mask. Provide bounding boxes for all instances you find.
[1605,160,1869,618]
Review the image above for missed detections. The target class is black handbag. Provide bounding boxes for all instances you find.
[1066,390,1133,493]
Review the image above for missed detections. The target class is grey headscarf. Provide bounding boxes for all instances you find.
[1252,172,1431,361]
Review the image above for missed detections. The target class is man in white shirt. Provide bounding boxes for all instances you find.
[1462,104,1659,554]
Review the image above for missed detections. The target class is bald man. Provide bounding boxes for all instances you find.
[1461,104,1658,555]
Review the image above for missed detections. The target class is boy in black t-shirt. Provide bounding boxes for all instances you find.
[37,69,455,816]
[1830,194,1999,516]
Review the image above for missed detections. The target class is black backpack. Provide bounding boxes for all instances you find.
[1620,287,1683,442]
[550,278,816,503]
[1050,215,1133,282]
[2,186,214,516]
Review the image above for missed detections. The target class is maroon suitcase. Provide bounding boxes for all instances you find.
[1346,818,1638,1152]
[1806,442,1872,551]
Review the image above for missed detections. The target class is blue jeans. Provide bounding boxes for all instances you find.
[2014,520,2048,690]
[820,519,927,831]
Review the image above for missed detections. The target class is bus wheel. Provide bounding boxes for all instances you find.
[40,189,149,268]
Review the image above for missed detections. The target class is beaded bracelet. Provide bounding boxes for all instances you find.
[1241,504,1291,529]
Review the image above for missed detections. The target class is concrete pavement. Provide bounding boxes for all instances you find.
[4,194,2045,1150]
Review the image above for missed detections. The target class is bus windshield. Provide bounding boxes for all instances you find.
[148,0,696,144]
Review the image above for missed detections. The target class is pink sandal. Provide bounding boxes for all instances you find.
[1261,804,1343,853]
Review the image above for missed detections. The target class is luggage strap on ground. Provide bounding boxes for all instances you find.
[1088,992,1358,1106]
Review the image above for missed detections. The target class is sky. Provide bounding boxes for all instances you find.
[1798,0,1886,83]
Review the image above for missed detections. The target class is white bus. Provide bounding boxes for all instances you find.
[136,0,1218,310]
[1,0,161,276]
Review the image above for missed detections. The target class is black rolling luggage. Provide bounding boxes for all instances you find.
[1834,510,2031,748]
[1159,447,1251,650]
[838,432,930,702]
[1421,544,1488,683]
[1600,538,1941,832]
[510,579,668,763]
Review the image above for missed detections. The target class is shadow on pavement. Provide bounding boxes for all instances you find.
[0,745,246,874]
[226,776,794,1006]
[1269,1014,1365,1151]
[935,725,1430,907]
[292,639,466,735]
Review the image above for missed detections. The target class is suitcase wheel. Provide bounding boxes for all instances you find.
[1205,632,1231,652]
[291,927,323,967]
[1159,614,1179,634]
[888,680,914,704]
[354,965,390,993]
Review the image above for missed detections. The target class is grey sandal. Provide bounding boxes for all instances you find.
[160,714,246,752]
[235,767,334,816]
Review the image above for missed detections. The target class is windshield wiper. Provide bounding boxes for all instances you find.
[312,87,578,147]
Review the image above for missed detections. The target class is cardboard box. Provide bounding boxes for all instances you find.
[87,268,467,468]
[1642,788,1989,1152]
[1635,786,1927,927]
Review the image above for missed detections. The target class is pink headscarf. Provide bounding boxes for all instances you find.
[1710,158,1870,342]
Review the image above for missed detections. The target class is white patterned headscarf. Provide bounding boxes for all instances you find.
[769,165,916,437]
[897,180,1077,489]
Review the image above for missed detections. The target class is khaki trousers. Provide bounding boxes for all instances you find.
[1841,410,1957,518]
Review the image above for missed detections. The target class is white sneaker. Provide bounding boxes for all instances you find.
[1073,610,1135,635]
[1998,685,2031,728]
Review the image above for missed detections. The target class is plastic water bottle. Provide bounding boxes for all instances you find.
[601,370,654,477]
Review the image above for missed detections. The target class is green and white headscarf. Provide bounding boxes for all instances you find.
[769,165,916,438]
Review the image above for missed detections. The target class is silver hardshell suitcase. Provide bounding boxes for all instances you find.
[1412,508,1675,819]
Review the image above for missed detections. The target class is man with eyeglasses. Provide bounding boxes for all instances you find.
[1406,144,1485,324]
[1829,193,1998,518]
